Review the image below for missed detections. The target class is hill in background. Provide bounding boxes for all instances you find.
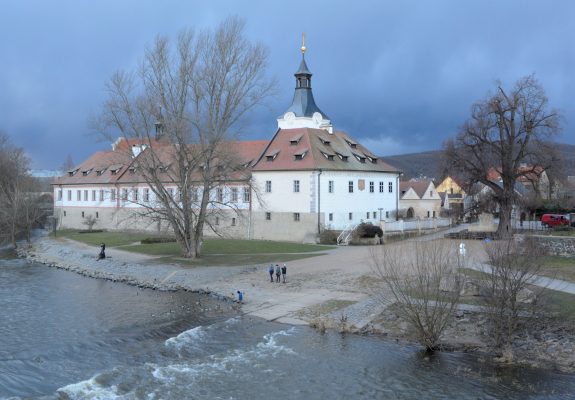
[381,143,575,181]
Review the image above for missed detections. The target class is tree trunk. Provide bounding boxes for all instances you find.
[497,200,513,240]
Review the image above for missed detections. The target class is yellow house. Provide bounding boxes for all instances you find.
[435,176,466,218]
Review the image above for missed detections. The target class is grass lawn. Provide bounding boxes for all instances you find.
[537,256,575,282]
[541,289,575,322]
[53,230,335,266]
[53,230,150,247]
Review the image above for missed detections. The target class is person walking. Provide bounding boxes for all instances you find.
[268,264,274,282]
[237,290,244,303]
[281,263,287,283]
[275,264,281,283]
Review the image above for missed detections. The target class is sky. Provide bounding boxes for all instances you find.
[1,0,574,170]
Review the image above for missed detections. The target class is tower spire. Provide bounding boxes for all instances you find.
[301,32,306,54]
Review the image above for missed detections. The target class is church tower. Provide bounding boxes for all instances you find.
[277,34,333,133]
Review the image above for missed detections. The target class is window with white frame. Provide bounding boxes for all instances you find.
[373,211,377,219]
[122,189,128,200]
[99,189,104,201]
[329,213,333,221]
[143,188,149,202]
[389,182,393,193]
[265,180,272,193]
[379,181,384,193]
[348,181,353,193]
[386,211,389,218]
[92,190,96,201]
[58,190,62,201]
[217,187,223,202]
[294,213,300,222]
[231,187,238,202]
[76,190,81,201]
[168,188,174,199]
[243,187,250,202]
[293,180,300,193]
[111,189,116,201]
[349,212,353,220]
[366,212,370,219]
[133,189,138,201]
[67,190,71,201]
[328,180,334,193]
[265,212,271,220]
[192,188,199,202]
[84,190,88,201]
[369,181,374,193]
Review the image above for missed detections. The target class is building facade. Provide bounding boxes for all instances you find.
[53,48,401,242]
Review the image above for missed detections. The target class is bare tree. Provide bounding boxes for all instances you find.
[0,133,43,246]
[478,238,546,350]
[445,76,561,239]
[95,17,275,258]
[82,214,98,232]
[371,241,462,351]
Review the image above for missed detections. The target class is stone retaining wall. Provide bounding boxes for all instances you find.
[517,234,575,257]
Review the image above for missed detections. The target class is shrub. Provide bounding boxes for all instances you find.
[356,223,383,238]
[141,236,177,244]
[319,229,339,244]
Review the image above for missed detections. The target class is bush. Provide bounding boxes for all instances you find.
[141,236,177,244]
[355,223,383,238]
[319,229,339,244]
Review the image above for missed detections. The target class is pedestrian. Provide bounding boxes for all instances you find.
[97,243,106,260]
[237,290,243,303]
[275,264,281,283]
[281,263,287,283]
[268,264,274,282]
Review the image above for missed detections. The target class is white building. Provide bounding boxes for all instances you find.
[53,48,401,242]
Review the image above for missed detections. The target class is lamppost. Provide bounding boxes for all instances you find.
[378,208,383,221]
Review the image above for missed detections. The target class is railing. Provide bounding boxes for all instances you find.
[382,217,451,233]
[337,224,357,245]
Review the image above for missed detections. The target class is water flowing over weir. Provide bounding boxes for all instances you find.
[2,254,575,399]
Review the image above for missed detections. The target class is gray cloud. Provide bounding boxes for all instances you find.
[1,0,573,168]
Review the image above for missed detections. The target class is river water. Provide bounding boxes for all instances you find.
[2,250,575,399]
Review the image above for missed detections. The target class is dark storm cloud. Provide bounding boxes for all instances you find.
[1,0,573,168]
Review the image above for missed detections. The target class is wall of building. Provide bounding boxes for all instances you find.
[252,169,399,230]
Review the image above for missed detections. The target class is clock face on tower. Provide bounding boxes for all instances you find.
[312,112,322,124]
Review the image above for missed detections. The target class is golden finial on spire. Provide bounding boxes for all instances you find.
[300,32,306,54]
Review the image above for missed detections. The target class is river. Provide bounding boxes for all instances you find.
[1,250,575,399]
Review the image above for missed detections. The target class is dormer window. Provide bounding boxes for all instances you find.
[68,168,79,177]
[345,139,357,149]
[318,136,331,146]
[82,168,93,176]
[129,167,136,174]
[353,153,366,163]
[365,154,378,164]
[96,168,106,176]
[110,166,121,175]
[266,150,279,162]
[335,152,348,162]
[321,151,335,161]
[294,149,308,161]
[289,135,302,146]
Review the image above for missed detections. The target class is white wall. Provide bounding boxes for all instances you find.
[252,169,399,230]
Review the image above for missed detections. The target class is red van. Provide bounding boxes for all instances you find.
[540,214,570,227]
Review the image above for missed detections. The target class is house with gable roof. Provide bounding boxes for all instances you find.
[53,44,401,242]
[399,180,442,219]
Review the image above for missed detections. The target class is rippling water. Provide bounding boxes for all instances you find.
[2,250,575,399]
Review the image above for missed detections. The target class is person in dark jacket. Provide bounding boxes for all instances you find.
[97,243,106,260]
[275,264,281,283]
[281,264,287,283]
[268,264,274,282]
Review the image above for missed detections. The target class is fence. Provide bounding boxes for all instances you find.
[382,217,451,233]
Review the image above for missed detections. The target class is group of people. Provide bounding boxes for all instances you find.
[268,263,287,283]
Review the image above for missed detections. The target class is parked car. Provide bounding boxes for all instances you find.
[540,214,570,228]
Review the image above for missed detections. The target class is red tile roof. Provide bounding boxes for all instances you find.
[400,180,433,199]
[252,128,400,173]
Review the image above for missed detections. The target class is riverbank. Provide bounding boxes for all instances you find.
[18,233,575,374]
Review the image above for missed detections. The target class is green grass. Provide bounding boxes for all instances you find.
[538,256,575,282]
[541,289,575,321]
[53,230,334,266]
[53,229,149,247]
